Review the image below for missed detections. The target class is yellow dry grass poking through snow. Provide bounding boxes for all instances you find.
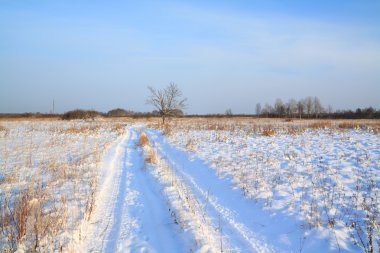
[0,119,127,252]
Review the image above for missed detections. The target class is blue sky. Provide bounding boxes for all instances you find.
[1,0,379,114]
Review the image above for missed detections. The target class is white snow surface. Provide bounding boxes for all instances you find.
[168,124,380,253]
[76,127,187,252]
[0,120,126,251]
[2,120,379,252]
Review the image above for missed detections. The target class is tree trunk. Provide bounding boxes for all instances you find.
[162,115,165,125]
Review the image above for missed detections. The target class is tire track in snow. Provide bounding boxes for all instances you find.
[73,129,132,252]
[146,129,278,253]
[77,127,186,252]
[117,128,186,252]
[103,129,137,252]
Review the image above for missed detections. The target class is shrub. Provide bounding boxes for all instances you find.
[139,133,149,146]
[106,108,133,117]
[262,125,276,136]
[61,110,102,120]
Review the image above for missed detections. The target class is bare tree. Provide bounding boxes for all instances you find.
[328,105,333,118]
[305,96,313,118]
[275,98,285,116]
[297,100,304,119]
[313,96,323,118]
[328,105,333,114]
[287,98,298,117]
[225,108,233,116]
[262,103,273,117]
[146,83,187,124]
[256,103,261,116]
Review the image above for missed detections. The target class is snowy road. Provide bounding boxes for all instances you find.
[77,128,186,252]
[77,126,343,252]
[145,129,278,253]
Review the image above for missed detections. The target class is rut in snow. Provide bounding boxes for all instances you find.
[75,128,186,252]
[77,126,280,252]
[78,126,288,252]
[145,128,278,253]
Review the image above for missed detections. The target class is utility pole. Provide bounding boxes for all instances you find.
[53,100,55,114]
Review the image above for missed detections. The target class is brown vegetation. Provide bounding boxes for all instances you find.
[338,122,364,129]
[308,121,332,129]
[62,110,102,120]
[63,125,102,134]
[262,125,276,136]
[139,133,149,146]
[145,149,158,164]
[0,120,126,251]
[139,131,157,164]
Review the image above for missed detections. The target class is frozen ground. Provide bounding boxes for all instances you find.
[1,119,379,252]
[76,127,187,252]
[167,119,380,252]
[0,120,126,251]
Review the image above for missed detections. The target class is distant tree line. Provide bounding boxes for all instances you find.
[61,109,163,120]
[255,96,380,119]
[0,109,161,120]
[331,107,380,119]
[0,97,378,120]
[0,113,61,118]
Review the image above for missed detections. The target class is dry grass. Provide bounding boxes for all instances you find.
[63,125,101,134]
[185,139,194,150]
[287,125,305,135]
[0,125,9,137]
[151,118,380,141]
[338,122,364,129]
[163,124,172,136]
[204,123,230,131]
[139,133,149,146]
[0,177,66,252]
[145,149,158,164]
[0,117,61,122]
[139,131,157,164]
[308,121,332,129]
[0,120,127,251]
[111,123,127,134]
[262,125,276,136]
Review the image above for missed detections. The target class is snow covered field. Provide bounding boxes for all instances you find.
[0,118,379,252]
[167,118,380,252]
[0,120,127,252]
